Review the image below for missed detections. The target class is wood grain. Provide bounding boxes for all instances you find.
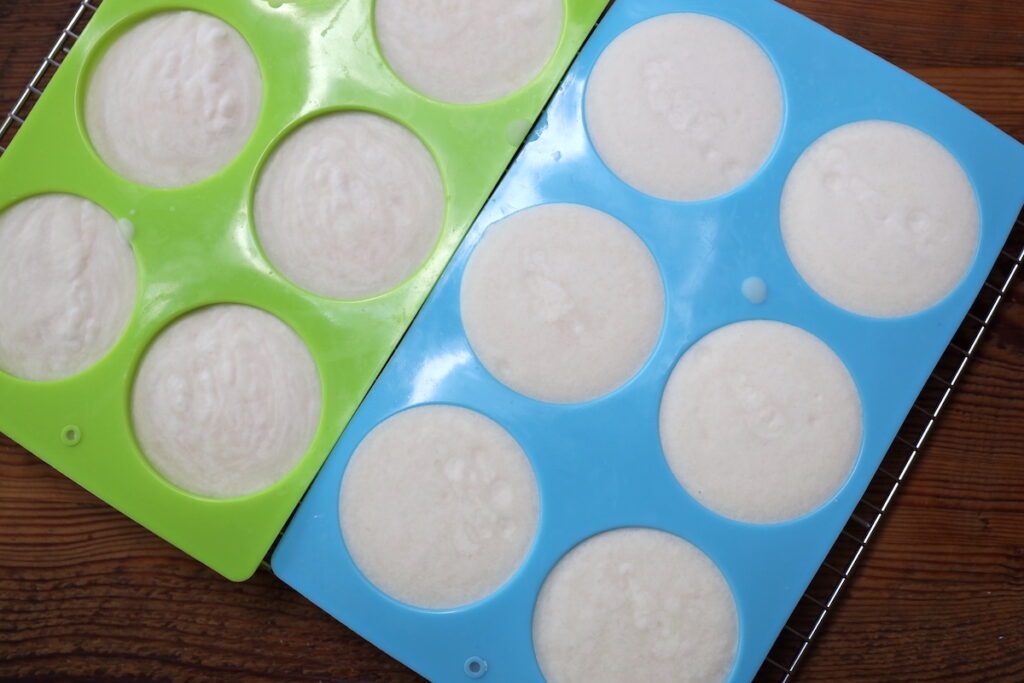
[1,1,1022,681]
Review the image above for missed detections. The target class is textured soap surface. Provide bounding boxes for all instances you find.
[132,304,321,499]
[460,203,664,403]
[375,0,563,104]
[0,194,136,382]
[660,320,862,523]
[340,405,538,608]
[586,13,782,201]
[533,528,738,683]
[782,120,979,317]
[85,10,262,188]
[254,111,445,300]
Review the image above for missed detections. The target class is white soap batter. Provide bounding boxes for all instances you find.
[460,204,664,404]
[781,121,979,317]
[340,405,538,609]
[85,11,262,188]
[533,528,737,683]
[660,320,862,523]
[132,305,321,499]
[0,195,136,381]
[254,112,444,300]
[375,0,563,104]
[586,13,782,201]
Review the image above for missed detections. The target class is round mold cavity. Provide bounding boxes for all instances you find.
[131,303,322,500]
[82,10,263,188]
[460,203,665,404]
[339,404,539,610]
[373,0,565,104]
[533,527,738,683]
[660,320,863,524]
[584,12,783,202]
[252,109,446,301]
[781,120,980,318]
[0,194,137,382]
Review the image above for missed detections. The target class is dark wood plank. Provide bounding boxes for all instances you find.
[1,1,1022,681]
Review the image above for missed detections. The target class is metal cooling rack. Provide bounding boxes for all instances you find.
[3,2,1022,681]
[0,0,99,154]
[755,209,1024,682]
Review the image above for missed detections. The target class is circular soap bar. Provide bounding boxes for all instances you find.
[460,203,664,404]
[132,304,321,499]
[340,405,538,609]
[375,0,563,104]
[534,528,737,683]
[781,120,979,317]
[254,112,444,300]
[85,11,262,188]
[0,195,136,381]
[660,320,861,523]
[586,13,782,201]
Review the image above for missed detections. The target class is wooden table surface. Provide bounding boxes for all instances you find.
[1,1,1022,681]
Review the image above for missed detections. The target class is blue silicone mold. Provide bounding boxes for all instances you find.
[273,0,1024,680]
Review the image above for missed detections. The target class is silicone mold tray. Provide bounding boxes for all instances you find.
[0,0,608,581]
[272,0,1024,680]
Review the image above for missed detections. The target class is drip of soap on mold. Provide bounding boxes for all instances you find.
[741,276,767,304]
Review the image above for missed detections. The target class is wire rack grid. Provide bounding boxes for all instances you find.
[2,1,1021,681]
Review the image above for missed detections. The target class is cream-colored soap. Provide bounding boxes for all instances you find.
[254,112,444,300]
[534,528,737,683]
[460,203,664,404]
[375,0,563,104]
[782,120,979,317]
[85,11,262,188]
[132,304,321,499]
[340,405,538,608]
[660,320,862,523]
[0,194,136,381]
[586,13,782,201]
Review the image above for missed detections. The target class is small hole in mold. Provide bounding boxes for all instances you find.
[464,656,487,678]
[61,425,81,446]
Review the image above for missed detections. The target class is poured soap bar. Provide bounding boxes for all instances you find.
[85,11,262,188]
[340,405,538,608]
[660,320,862,524]
[375,0,563,104]
[254,112,445,300]
[461,203,663,403]
[533,528,737,683]
[782,120,979,317]
[586,13,782,201]
[0,194,136,382]
[132,304,321,499]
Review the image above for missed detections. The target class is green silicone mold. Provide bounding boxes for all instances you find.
[0,0,608,581]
